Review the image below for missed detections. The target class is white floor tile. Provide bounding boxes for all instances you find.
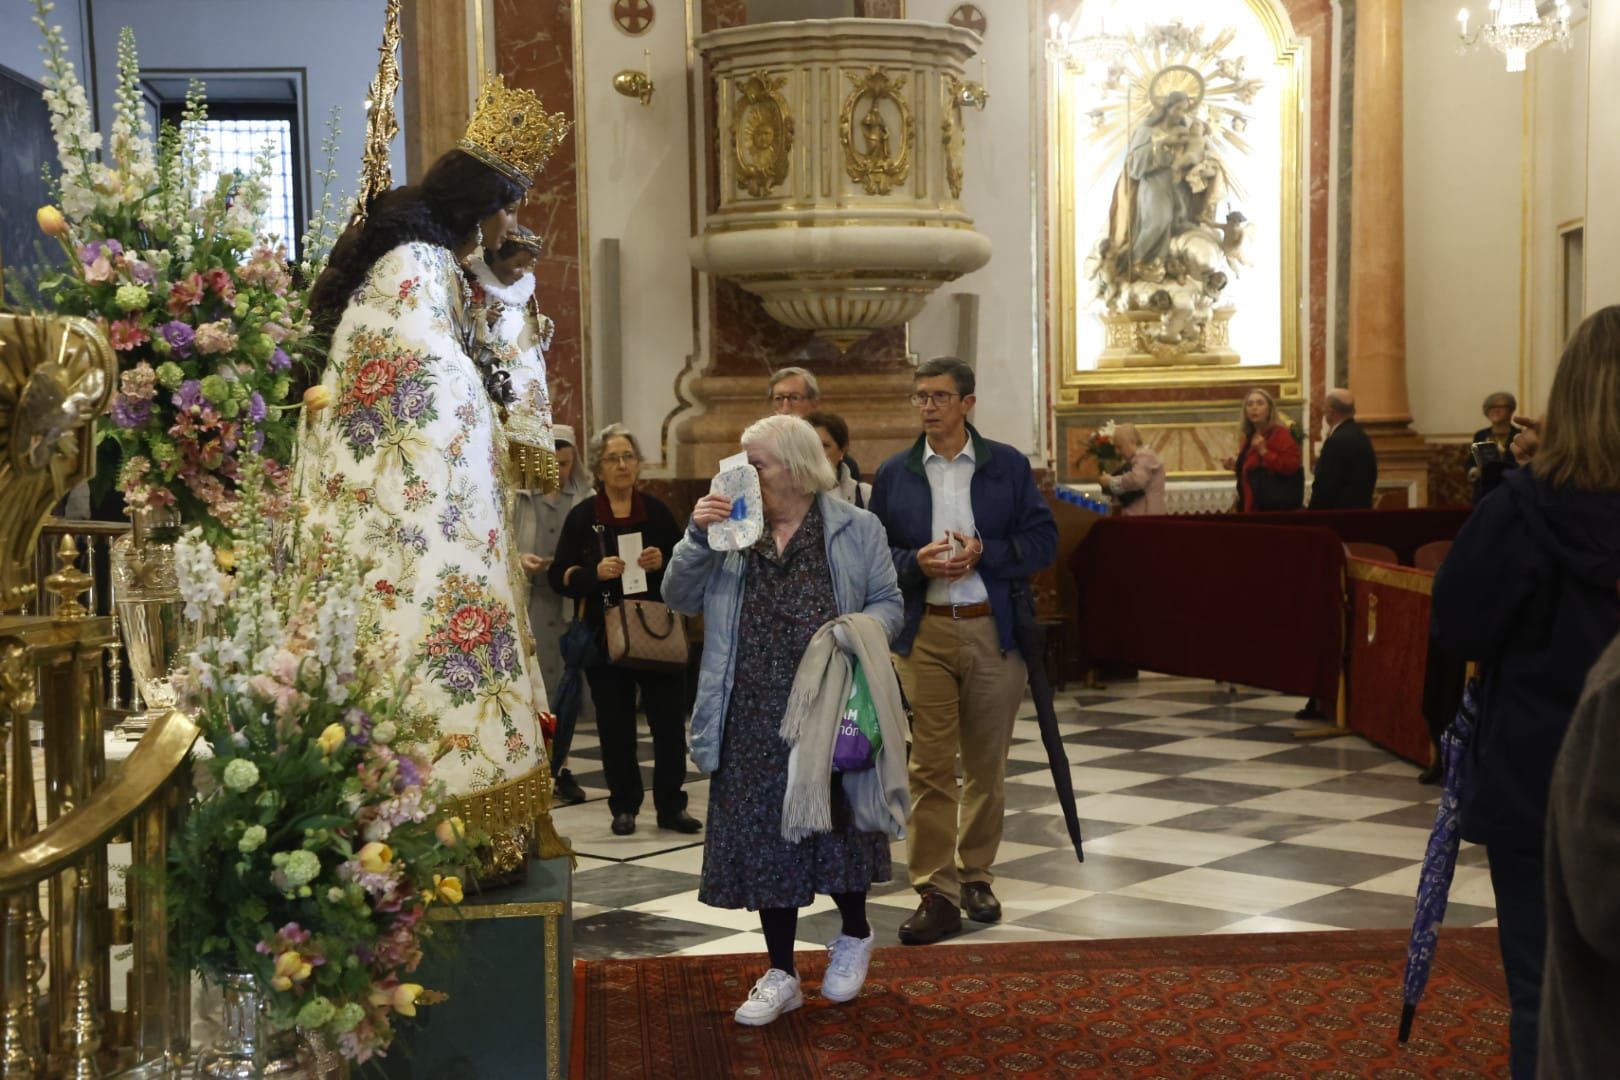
[625,889,763,932]
[1231,789,1420,821]
[1150,737,1293,762]
[669,931,769,958]
[1072,793,1216,826]
[1186,762,1350,790]
[628,845,708,875]
[1213,915,1344,934]
[1082,826,1271,866]
[1117,717,1249,737]
[1284,822,1434,859]
[1349,864,1499,909]
[1080,698,1208,718]
[1233,695,1312,713]
[1009,740,1126,765]
[1115,867,1339,915]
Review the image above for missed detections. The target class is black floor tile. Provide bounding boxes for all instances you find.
[1204,844,1417,887]
[1088,752,1238,778]
[995,850,1177,892]
[1125,777,1285,805]
[572,909,738,960]
[571,863,703,908]
[1268,889,1496,930]
[1155,806,1345,843]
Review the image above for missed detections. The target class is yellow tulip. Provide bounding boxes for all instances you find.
[316,723,346,756]
[271,950,313,992]
[430,874,464,905]
[302,385,333,413]
[434,816,465,847]
[356,841,392,874]
[369,981,424,1017]
[214,546,237,572]
[36,206,68,237]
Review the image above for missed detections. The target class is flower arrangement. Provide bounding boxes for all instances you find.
[1081,419,1124,473]
[166,463,474,1064]
[26,1,347,540]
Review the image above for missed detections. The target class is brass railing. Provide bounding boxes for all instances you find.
[2,312,195,1076]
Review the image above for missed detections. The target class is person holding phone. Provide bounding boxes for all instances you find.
[868,356,1058,945]
[1470,391,1524,501]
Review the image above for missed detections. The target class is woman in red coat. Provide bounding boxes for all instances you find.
[1222,388,1304,512]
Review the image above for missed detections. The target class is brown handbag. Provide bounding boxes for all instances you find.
[604,598,688,672]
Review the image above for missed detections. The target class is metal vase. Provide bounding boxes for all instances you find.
[109,504,192,736]
[193,970,309,1078]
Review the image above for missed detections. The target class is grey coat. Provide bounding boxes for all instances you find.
[513,474,593,698]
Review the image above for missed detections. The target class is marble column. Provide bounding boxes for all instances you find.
[400,0,472,181]
[1347,0,1429,506]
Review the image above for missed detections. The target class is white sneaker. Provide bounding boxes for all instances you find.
[820,932,875,1003]
[734,968,803,1026]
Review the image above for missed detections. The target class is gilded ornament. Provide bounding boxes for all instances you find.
[458,77,572,189]
[732,74,794,198]
[839,68,913,196]
[941,74,966,199]
[352,0,403,225]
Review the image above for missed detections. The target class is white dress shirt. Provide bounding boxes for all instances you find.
[922,437,989,606]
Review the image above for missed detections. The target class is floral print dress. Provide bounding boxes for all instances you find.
[699,503,891,911]
[296,242,548,796]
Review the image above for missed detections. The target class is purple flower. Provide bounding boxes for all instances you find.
[395,755,422,789]
[341,407,383,448]
[489,629,519,676]
[269,347,292,371]
[160,321,196,358]
[77,239,123,264]
[389,380,429,422]
[110,396,151,429]
[440,652,480,694]
[248,391,267,423]
[173,380,205,414]
[396,524,428,554]
[437,503,462,541]
[129,259,157,285]
[250,427,266,453]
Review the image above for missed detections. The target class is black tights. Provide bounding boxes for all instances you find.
[758,891,870,976]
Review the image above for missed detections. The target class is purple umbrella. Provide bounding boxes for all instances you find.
[1398,677,1479,1043]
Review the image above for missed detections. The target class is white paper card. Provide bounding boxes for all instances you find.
[718,451,749,473]
[617,531,648,595]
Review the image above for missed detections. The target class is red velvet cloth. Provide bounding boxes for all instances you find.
[1207,507,1472,566]
[1071,517,1344,701]
[1344,560,1435,764]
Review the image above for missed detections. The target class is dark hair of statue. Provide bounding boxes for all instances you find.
[308,148,525,342]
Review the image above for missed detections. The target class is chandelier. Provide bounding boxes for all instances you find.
[1458,0,1572,73]
[1045,6,1130,71]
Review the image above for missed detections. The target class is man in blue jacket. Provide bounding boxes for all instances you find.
[869,356,1058,945]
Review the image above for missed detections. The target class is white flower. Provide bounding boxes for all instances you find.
[238,824,266,853]
[174,529,227,620]
[221,758,259,792]
[371,720,397,745]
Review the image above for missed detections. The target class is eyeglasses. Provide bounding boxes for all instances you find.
[910,391,962,408]
[770,393,809,405]
[600,452,638,466]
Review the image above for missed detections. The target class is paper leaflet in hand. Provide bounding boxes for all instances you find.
[707,457,763,551]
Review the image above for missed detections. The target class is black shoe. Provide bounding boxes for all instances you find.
[1417,763,1443,786]
[553,769,586,806]
[656,810,702,834]
[610,812,636,836]
[898,892,962,946]
[961,882,1002,924]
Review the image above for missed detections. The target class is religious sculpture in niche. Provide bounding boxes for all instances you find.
[1084,23,1260,366]
[732,73,794,198]
[840,67,912,196]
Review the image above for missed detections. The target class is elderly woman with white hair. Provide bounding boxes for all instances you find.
[664,414,903,1027]
[550,423,699,837]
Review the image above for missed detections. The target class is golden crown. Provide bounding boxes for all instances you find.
[458,77,571,188]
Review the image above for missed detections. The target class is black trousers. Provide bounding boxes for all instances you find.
[1486,843,1546,1080]
[584,664,689,818]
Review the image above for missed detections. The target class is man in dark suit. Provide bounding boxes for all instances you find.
[1307,388,1378,510]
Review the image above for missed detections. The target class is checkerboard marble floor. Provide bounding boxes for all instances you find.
[552,673,1495,963]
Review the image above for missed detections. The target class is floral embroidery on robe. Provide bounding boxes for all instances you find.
[296,242,548,794]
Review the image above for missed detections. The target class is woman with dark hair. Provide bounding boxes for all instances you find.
[805,409,871,508]
[296,78,573,805]
[1434,305,1620,1078]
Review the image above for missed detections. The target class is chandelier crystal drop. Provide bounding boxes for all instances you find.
[1457,0,1572,73]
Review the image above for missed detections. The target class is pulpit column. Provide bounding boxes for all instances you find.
[1348,0,1429,505]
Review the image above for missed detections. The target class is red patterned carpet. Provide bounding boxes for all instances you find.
[573,929,1509,1078]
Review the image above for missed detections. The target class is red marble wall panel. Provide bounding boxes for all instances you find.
[494,0,586,436]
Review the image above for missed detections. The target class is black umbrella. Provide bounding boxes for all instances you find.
[1013,588,1085,862]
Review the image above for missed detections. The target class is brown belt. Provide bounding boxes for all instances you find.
[926,602,992,619]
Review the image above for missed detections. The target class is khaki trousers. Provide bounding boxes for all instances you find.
[894,613,1026,906]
